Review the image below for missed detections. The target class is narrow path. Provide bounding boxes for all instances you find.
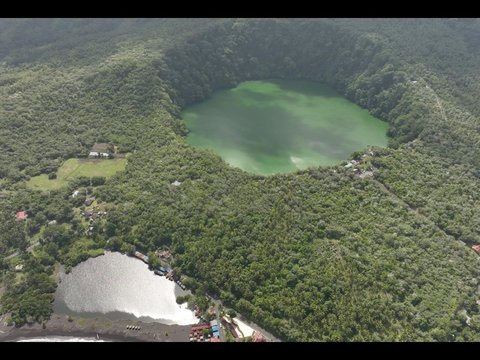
[425,84,447,122]
[424,82,473,127]
[4,252,17,261]
[5,241,39,261]
[433,92,447,122]
[371,177,457,243]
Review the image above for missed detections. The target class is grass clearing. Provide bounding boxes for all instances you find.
[75,318,87,326]
[27,158,127,191]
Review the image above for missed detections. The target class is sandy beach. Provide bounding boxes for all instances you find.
[0,313,192,342]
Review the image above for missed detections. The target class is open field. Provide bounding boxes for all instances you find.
[27,158,127,190]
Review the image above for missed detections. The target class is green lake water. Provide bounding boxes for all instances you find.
[183,79,389,176]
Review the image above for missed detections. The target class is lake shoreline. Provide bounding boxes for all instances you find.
[54,252,197,326]
[184,79,388,175]
[0,313,192,342]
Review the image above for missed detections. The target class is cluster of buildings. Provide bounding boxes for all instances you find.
[189,315,267,342]
[83,209,107,222]
[89,152,111,159]
[81,206,107,236]
[156,265,186,290]
[189,320,220,342]
[134,249,187,290]
[88,143,113,159]
[343,150,377,178]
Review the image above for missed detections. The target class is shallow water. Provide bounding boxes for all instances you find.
[53,252,197,325]
[183,79,389,175]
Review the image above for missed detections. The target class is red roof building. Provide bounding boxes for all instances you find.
[210,337,221,342]
[191,324,210,332]
[472,244,480,253]
[16,211,27,221]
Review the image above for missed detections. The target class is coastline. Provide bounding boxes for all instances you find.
[0,313,192,342]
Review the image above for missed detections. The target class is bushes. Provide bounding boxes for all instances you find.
[176,295,192,304]
[0,271,57,326]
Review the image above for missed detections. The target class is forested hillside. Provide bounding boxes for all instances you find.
[1,18,480,341]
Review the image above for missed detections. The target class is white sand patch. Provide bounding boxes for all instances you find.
[224,150,260,173]
[290,156,304,167]
[234,318,255,338]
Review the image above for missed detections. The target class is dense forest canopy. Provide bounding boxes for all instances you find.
[1,18,480,341]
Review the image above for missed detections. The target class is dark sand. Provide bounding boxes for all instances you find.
[0,313,192,342]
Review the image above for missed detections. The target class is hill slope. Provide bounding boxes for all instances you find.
[1,18,480,341]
